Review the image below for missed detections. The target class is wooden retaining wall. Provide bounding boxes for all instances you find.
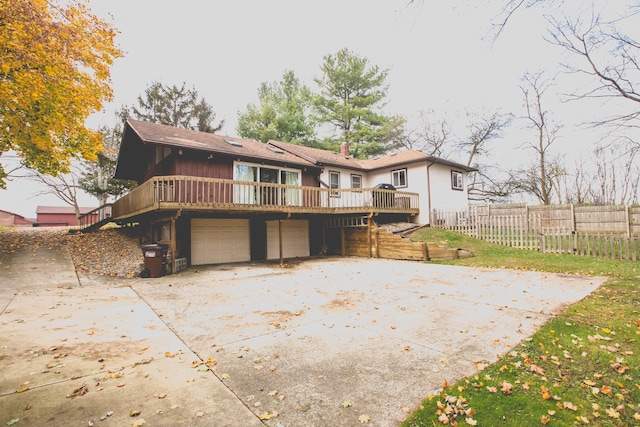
[343,226,464,261]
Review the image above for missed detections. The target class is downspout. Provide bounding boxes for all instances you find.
[426,161,436,225]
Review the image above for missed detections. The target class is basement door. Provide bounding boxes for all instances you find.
[191,218,250,265]
[266,220,310,260]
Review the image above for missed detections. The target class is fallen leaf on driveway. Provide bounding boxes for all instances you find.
[259,411,278,420]
[67,384,88,398]
[358,414,371,423]
[133,358,153,366]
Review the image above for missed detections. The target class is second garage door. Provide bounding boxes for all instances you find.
[191,219,250,265]
[266,220,309,260]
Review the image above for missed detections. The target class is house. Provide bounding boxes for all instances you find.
[103,119,474,271]
[35,206,98,227]
[0,209,35,227]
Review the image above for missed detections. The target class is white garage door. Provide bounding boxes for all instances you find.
[266,220,309,260]
[191,219,250,265]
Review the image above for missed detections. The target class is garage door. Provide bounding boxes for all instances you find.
[266,220,309,260]
[191,219,250,265]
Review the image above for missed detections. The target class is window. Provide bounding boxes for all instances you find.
[391,169,407,188]
[149,146,172,168]
[451,170,464,190]
[350,174,362,189]
[329,171,340,197]
[233,161,302,205]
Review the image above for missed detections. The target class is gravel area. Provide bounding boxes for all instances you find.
[1,227,144,278]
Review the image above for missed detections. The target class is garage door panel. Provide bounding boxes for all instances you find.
[266,220,309,260]
[191,219,250,265]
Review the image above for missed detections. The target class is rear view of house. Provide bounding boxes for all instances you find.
[92,119,474,271]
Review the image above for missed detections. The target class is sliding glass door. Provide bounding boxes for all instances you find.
[233,162,301,206]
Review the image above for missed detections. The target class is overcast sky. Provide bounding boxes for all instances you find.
[1,0,627,218]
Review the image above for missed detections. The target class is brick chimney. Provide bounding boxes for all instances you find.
[340,142,350,157]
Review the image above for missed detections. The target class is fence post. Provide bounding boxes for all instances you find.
[626,205,632,238]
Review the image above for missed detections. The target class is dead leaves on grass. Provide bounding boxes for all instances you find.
[429,321,640,426]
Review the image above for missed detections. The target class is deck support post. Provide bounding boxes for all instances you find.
[279,220,284,266]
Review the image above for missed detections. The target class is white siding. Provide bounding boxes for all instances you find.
[428,165,469,212]
[368,162,468,224]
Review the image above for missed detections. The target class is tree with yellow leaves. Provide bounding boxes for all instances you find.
[0,0,122,188]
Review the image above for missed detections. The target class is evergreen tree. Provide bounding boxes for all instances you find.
[130,82,224,133]
[313,48,403,158]
[237,70,316,144]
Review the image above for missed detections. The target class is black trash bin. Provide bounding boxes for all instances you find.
[373,183,396,208]
[141,244,168,278]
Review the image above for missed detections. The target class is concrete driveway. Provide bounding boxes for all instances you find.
[0,233,605,427]
[132,258,604,427]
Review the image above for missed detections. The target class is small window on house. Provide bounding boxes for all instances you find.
[350,174,362,189]
[391,169,407,188]
[451,170,464,190]
[329,171,340,197]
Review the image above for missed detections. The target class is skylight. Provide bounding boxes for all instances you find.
[224,138,243,147]
[267,146,285,154]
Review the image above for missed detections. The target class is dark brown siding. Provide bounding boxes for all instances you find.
[173,155,233,179]
[302,173,319,187]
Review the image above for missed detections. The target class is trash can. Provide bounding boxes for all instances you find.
[141,244,168,278]
[373,183,396,208]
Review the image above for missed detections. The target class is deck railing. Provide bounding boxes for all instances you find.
[78,204,113,230]
[111,175,419,219]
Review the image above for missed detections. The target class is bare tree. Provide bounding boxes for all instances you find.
[27,164,85,222]
[561,158,594,204]
[403,108,512,201]
[401,110,453,156]
[510,72,563,204]
[460,111,513,202]
[589,144,640,205]
[546,10,640,144]
[495,2,640,153]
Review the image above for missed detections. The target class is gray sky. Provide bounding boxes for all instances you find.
[1,0,627,217]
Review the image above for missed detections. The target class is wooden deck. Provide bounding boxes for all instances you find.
[100,175,418,223]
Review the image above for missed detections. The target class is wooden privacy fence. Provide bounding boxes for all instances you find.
[431,203,640,261]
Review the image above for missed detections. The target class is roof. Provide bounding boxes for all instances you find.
[36,206,97,214]
[115,120,317,181]
[115,119,475,181]
[267,140,364,170]
[268,139,476,172]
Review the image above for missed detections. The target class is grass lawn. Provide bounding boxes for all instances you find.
[403,228,639,427]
